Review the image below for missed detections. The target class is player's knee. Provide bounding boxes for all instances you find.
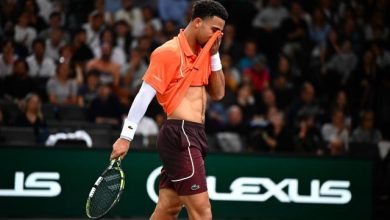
[188,203,212,220]
[154,203,182,218]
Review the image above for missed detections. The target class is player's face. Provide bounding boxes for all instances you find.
[196,16,225,46]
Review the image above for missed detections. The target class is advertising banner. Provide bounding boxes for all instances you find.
[0,147,372,219]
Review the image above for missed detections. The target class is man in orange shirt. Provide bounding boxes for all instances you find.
[110,1,228,219]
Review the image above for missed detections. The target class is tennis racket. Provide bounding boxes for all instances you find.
[86,158,125,219]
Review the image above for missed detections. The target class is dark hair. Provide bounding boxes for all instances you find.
[191,0,228,21]
[32,38,45,48]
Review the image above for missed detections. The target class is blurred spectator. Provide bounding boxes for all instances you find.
[257,111,293,152]
[113,20,133,57]
[71,28,94,65]
[309,8,332,55]
[15,93,46,127]
[86,42,121,87]
[122,47,147,96]
[93,28,126,68]
[323,40,358,85]
[364,11,389,42]
[220,53,240,107]
[142,5,163,33]
[158,0,189,28]
[160,20,179,43]
[220,23,242,62]
[288,82,323,128]
[349,50,379,112]
[83,10,105,49]
[321,109,349,155]
[3,59,37,102]
[15,92,47,143]
[371,42,390,70]
[1,0,18,37]
[294,113,324,154]
[45,27,66,61]
[252,0,289,65]
[258,88,279,117]
[22,0,48,33]
[14,10,38,53]
[351,110,382,144]
[89,83,123,126]
[94,0,114,26]
[46,62,78,106]
[115,0,144,38]
[77,70,100,108]
[242,55,270,93]
[280,1,309,62]
[327,90,352,128]
[0,39,17,78]
[272,74,294,110]
[216,105,247,152]
[235,84,257,123]
[238,40,260,72]
[39,12,69,42]
[26,38,56,78]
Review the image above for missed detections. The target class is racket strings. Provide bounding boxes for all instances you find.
[89,169,122,217]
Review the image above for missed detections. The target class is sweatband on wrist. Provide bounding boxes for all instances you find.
[211,52,222,71]
[120,119,138,141]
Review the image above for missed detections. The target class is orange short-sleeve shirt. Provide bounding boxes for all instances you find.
[143,30,221,115]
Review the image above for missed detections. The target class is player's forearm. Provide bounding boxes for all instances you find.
[208,70,225,100]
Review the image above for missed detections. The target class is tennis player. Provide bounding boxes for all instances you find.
[111,1,228,219]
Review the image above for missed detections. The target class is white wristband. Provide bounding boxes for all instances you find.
[211,52,222,71]
[120,119,138,141]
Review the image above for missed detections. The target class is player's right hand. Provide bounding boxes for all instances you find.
[110,138,131,160]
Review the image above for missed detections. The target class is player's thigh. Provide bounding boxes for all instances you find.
[179,191,211,218]
[155,188,183,215]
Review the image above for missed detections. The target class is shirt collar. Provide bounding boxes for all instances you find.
[178,29,197,57]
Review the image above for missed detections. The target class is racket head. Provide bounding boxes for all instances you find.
[86,158,125,219]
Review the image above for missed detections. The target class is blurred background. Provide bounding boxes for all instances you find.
[0,0,389,219]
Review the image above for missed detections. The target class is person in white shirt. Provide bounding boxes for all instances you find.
[115,0,144,38]
[45,27,66,61]
[26,39,56,78]
[0,39,17,78]
[14,11,37,51]
[83,10,105,50]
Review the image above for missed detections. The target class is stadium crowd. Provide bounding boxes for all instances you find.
[0,0,389,155]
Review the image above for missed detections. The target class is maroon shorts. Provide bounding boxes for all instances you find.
[157,119,208,196]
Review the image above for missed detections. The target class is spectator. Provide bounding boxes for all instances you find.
[1,0,18,37]
[235,84,257,124]
[45,27,66,61]
[309,8,332,54]
[258,88,279,117]
[22,0,48,33]
[115,0,144,38]
[0,39,17,78]
[364,11,389,42]
[15,92,47,143]
[26,38,56,78]
[237,40,260,72]
[89,83,123,126]
[327,90,352,128]
[294,113,324,154]
[220,23,242,62]
[216,105,248,152]
[158,0,189,28]
[86,42,121,88]
[71,28,94,65]
[77,70,100,108]
[288,82,323,128]
[142,5,163,34]
[113,20,133,57]
[242,55,270,93]
[252,0,289,65]
[257,111,293,152]
[46,63,78,106]
[83,10,105,49]
[122,47,147,96]
[350,110,382,144]
[3,59,37,102]
[272,74,294,110]
[321,109,349,155]
[220,53,240,107]
[323,40,358,85]
[14,10,37,53]
[39,11,69,42]
[93,28,126,68]
[280,1,309,61]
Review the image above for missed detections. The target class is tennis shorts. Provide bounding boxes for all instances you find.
[157,119,208,196]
